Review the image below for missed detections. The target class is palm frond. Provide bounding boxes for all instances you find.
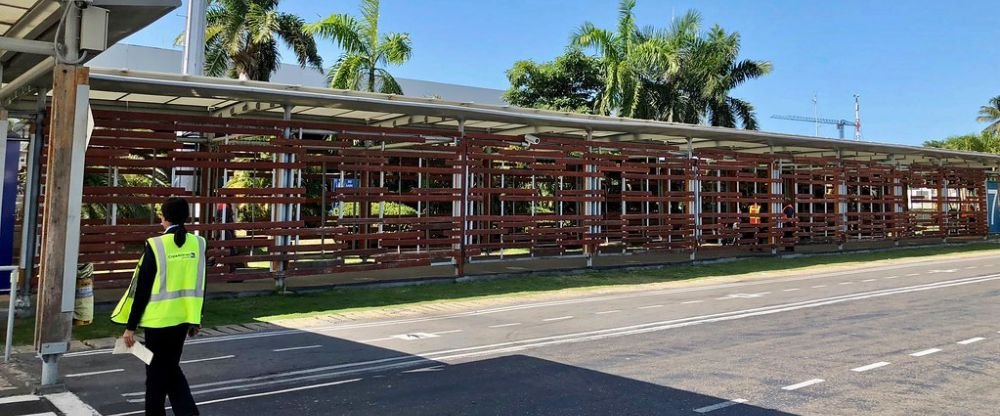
[328,54,369,90]
[375,68,404,95]
[378,32,412,65]
[360,0,381,49]
[276,13,323,72]
[307,13,366,54]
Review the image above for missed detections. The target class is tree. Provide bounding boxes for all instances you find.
[923,132,1000,154]
[977,95,1000,135]
[202,0,323,81]
[570,0,680,117]
[503,49,604,112]
[308,0,412,94]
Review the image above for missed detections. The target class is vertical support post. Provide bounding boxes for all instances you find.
[35,64,90,387]
[271,105,292,292]
[583,129,597,267]
[837,150,848,250]
[456,120,468,276]
[17,89,46,315]
[770,154,782,255]
[182,0,207,76]
[940,160,948,243]
[687,138,700,260]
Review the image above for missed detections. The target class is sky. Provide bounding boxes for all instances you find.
[122,0,999,146]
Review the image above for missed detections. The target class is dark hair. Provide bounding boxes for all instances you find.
[161,197,190,246]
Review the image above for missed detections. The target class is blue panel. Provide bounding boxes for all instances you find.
[0,141,17,291]
[989,181,1000,234]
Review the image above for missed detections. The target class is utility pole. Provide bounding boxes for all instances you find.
[854,94,862,141]
[182,0,207,76]
[812,94,819,137]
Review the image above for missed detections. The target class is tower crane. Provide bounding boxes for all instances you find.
[771,115,854,139]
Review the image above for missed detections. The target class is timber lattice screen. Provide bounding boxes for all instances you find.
[26,109,990,288]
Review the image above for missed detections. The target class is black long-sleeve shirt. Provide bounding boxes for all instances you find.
[126,235,207,331]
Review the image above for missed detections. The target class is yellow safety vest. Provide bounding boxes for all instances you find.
[111,233,206,328]
[749,204,761,224]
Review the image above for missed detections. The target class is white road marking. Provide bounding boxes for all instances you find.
[783,288,801,292]
[70,256,994,358]
[488,323,521,328]
[65,369,125,378]
[717,292,771,300]
[965,266,978,269]
[782,378,824,391]
[957,337,985,345]
[852,362,891,372]
[928,269,957,274]
[862,279,877,282]
[595,310,621,315]
[181,355,235,364]
[839,282,854,285]
[884,276,900,279]
[694,399,748,413]
[812,285,827,288]
[906,273,921,277]
[682,300,704,304]
[543,316,574,322]
[431,330,463,335]
[0,395,40,404]
[910,348,942,357]
[120,274,1000,400]
[21,412,57,416]
[390,332,439,341]
[638,304,664,309]
[272,345,322,352]
[402,366,444,374]
[359,336,394,343]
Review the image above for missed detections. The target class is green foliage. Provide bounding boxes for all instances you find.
[923,131,1000,154]
[503,49,604,113]
[307,0,411,94]
[201,0,323,81]
[977,95,1000,135]
[330,202,418,216]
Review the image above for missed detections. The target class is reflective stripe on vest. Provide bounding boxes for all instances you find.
[146,236,205,302]
[110,234,206,328]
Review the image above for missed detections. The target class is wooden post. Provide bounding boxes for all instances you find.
[34,64,89,387]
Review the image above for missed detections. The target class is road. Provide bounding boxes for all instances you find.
[42,253,1000,415]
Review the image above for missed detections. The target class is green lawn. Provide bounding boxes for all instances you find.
[6,242,998,346]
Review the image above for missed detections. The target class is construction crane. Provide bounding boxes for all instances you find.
[771,115,854,139]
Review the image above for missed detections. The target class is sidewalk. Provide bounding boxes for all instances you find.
[0,360,101,415]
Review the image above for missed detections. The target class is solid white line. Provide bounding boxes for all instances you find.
[0,395,40,404]
[595,310,621,315]
[181,355,235,364]
[488,323,521,328]
[431,330,463,335]
[910,348,942,357]
[862,279,877,282]
[783,288,801,292]
[682,300,703,304]
[272,345,322,352]
[20,412,57,416]
[839,282,854,285]
[852,362,891,372]
[65,369,124,378]
[542,316,574,322]
[782,378,824,391]
[812,285,827,288]
[694,399,748,413]
[109,379,364,416]
[638,304,664,309]
[957,337,985,345]
[121,274,1000,399]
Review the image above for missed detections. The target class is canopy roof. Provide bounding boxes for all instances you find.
[12,66,1000,170]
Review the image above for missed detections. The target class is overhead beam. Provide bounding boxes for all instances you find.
[211,101,282,117]
[371,114,448,128]
[0,0,62,63]
[0,57,56,106]
[0,37,56,56]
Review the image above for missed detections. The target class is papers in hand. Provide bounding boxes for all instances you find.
[113,337,154,365]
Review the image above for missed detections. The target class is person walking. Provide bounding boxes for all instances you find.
[111,197,206,416]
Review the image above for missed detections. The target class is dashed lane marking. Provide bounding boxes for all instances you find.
[488,323,521,328]
[910,348,942,357]
[638,305,664,309]
[906,273,921,277]
[783,288,801,292]
[885,276,900,279]
[543,316,574,322]
[682,300,704,304]
[595,310,621,315]
[782,378,824,391]
[852,362,891,372]
[839,282,854,285]
[694,399,748,413]
[957,337,985,345]
[862,279,877,282]
[272,345,322,352]
[181,355,235,364]
[431,330,463,335]
[812,285,827,288]
[65,369,125,378]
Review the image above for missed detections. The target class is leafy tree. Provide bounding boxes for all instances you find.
[201,0,323,81]
[503,49,604,112]
[923,132,1000,154]
[977,95,1000,135]
[308,0,412,94]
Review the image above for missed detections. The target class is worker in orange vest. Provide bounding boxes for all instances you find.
[748,203,762,225]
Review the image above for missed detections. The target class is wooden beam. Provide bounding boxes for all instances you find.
[211,101,282,117]
[35,64,89,360]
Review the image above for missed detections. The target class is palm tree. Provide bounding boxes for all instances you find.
[684,26,772,129]
[202,0,323,81]
[308,0,412,94]
[977,95,1000,135]
[571,0,679,117]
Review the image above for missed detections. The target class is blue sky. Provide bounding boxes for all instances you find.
[123,0,999,146]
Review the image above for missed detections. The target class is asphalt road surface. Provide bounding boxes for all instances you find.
[45,253,1000,415]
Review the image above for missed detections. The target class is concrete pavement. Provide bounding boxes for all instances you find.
[19,252,1000,415]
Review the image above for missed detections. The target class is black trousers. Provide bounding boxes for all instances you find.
[144,324,198,416]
